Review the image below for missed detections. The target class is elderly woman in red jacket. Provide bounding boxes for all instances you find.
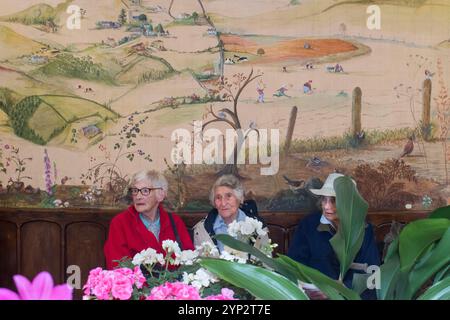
[104,170,194,269]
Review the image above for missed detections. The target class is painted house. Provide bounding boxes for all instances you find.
[29,55,48,64]
[82,125,102,139]
[207,28,217,36]
[97,21,122,29]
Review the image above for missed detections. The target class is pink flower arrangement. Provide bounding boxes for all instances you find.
[204,288,237,300]
[83,267,146,300]
[146,282,201,300]
[146,282,236,300]
[0,271,73,300]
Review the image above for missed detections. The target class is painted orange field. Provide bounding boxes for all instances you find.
[221,35,358,63]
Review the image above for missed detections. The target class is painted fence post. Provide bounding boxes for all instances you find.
[352,87,362,137]
[422,78,432,141]
[283,106,298,158]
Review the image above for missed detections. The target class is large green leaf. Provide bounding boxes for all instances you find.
[215,234,360,300]
[378,252,401,300]
[384,237,400,262]
[214,234,299,282]
[417,278,450,300]
[428,205,450,220]
[399,219,450,272]
[352,273,371,295]
[276,255,361,300]
[330,176,369,280]
[406,226,450,299]
[434,265,450,284]
[199,258,308,300]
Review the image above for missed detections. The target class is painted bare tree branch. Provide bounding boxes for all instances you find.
[168,0,175,19]
[202,69,262,176]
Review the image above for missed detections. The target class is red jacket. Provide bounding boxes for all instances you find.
[104,204,194,269]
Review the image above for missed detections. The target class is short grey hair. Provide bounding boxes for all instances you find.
[130,170,168,192]
[209,174,244,206]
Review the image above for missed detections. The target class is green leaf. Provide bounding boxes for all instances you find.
[276,255,361,300]
[352,273,371,295]
[384,237,400,262]
[399,219,450,272]
[406,226,450,299]
[417,278,450,300]
[214,234,299,282]
[434,265,450,284]
[199,258,308,300]
[378,252,401,300]
[429,206,450,220]
[330,176,369,280]
[215,234,360,300]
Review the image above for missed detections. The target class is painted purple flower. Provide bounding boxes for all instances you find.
[0,271,73,300]
[43,149,53,195]
[4,144,9,150]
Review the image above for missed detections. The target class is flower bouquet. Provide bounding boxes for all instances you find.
[83,217,277,300]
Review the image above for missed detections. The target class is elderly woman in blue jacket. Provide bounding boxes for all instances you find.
[288,173,380,299]
[193,174,269,253]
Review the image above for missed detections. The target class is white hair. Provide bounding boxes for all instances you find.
[130,170,168,191]
[209,174,244,206]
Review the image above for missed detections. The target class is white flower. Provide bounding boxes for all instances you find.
[227,217,267,240]
[195,242,220,257]
[240,220,255,236]
[162,240,181,254]
[220,250,247,264]
[179,250,199,265]
[182,268,218,290]
[64,202,70,207]
[227,220,240,237]
[132,248,164,266]
[405,203,413,209]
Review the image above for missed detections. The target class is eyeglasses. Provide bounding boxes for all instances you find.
[128,187,162,196]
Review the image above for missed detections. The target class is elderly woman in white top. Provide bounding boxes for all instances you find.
[193,174,269,252]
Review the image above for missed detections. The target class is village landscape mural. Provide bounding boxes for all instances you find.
[0,0,449,212]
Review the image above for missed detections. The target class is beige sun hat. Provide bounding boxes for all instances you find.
[310,173,356,197]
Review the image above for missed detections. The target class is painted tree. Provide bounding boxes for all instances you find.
[192,11,199,23]
[118,9,127,25]
[202,69,262,177]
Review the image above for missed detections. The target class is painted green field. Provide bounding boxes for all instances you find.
[10,94,119,145]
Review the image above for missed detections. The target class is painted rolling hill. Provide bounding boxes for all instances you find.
[8,94,118,145]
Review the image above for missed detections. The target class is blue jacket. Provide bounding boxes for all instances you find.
[287,212,380,299]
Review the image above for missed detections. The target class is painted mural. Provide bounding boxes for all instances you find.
[0,0,449,211]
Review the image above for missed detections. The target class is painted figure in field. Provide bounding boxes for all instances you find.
[256,80,266,103]
[273,85,290,98]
